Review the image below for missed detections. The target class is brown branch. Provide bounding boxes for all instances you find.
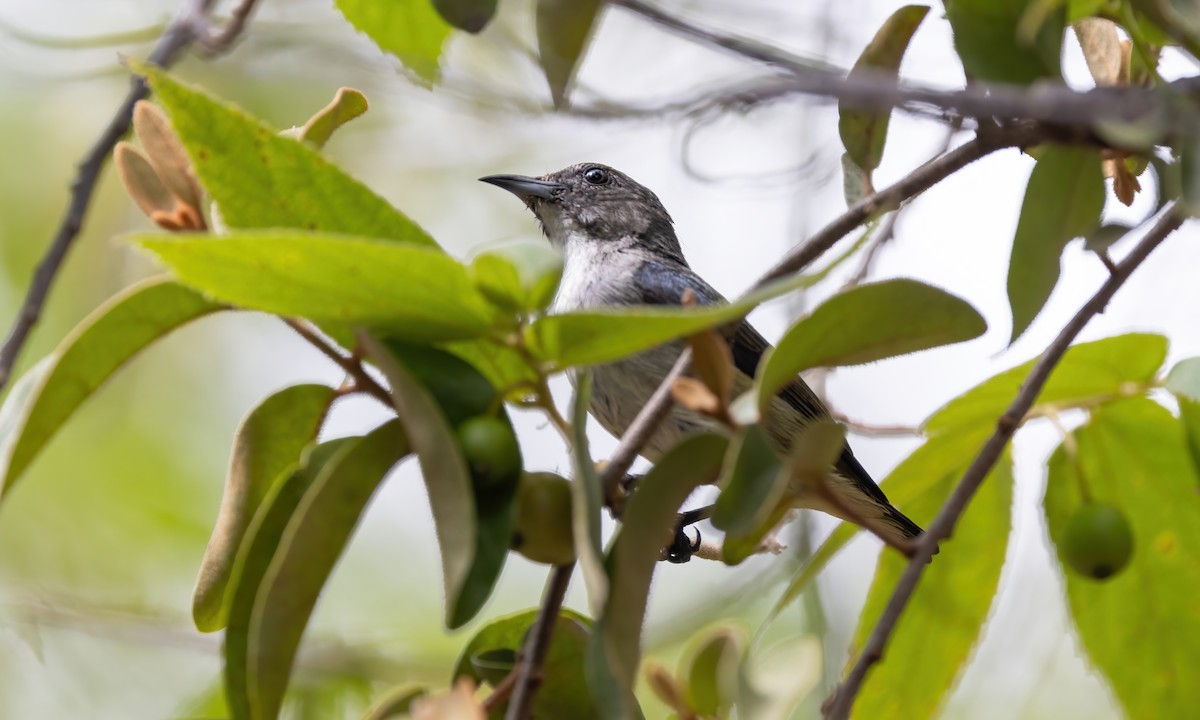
[481,668,521,713]
[609,0,1191,132]
[599,350,691,503]
[282,318,393,407]
[198,0,261,54]
[823,207,1186,720]
[0,0,248,396]
[505,562,575,720]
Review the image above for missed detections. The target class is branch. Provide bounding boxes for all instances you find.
[823,207,1186,720]
[610,0,1192,133]
[0,0,252,396]
[506,563,575,720]
[600,351,691,503]
[283,318,393,407]
[198,0,261,54]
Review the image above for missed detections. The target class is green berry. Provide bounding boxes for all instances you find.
[1062,503,1134,580]
[456,416,521,491]
[512,472,576,565]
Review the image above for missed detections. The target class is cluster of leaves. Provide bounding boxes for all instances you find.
[839,2,1198,343]
[0,63,989,718]
[2,0,1200,718]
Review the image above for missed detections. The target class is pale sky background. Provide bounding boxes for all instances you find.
[0,1,1195,718]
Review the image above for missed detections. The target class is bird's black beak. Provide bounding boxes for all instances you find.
[480,174,566,201]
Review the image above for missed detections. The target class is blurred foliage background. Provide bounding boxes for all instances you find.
[1,0,1196,717]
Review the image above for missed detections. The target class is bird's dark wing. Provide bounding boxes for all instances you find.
[727,322,826,422]
[631,258,924,536]
[633,259,910,523]
[729,322,903,515]
[633,258,725,306]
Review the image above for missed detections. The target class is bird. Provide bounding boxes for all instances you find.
[481,163,923,558]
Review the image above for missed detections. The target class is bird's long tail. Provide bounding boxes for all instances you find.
[831,449,934,553]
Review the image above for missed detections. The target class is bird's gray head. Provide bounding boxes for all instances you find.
[480,163,684,263]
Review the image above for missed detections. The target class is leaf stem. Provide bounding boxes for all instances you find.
[282,319,392,407]
[505,562,575,720]
[1044,410,1093,504]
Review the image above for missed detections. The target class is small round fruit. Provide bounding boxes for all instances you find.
[512,472,576,565]
[456,416,522,491]
[1062,503,1134,580]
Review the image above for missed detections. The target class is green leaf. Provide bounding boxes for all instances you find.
[536,0,602,108]
[1007,146,1106,342]
[926,333,1166,434]
[755,279,986,410]
[529,258,881,371]
[1083,222,1133,254]
[432,0,497,33]
[570,373,609,613]
[295,87,370,149]
[530,304,747,370]
[469,242,564,313]
[720,420,846,566]
[1177,395,1200,478]
[684,625,742,718]
[381,340,495,424]
[851,448,1013,716]
[841,153,874,207]
[241,421,408,720]
[594,435,728,704]
[136,64,435,245]
[378,340,517,627]
[360,334,480,629]
[137,232,494,343]
[1044,399,1200,718]
[363,685,427,720]
[335,0,453,85]
[452,609,598,719]
[839,5,930,173]
[1165,356,1200,402]
[193,384,337,633]
[946,0,1065,83]
[441,338,539,395]
[712,424,785,543]
[0,278,223,495]
[224,437,354,720]
[765,424,993,626]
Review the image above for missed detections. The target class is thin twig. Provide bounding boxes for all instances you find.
[283,318,392,406]
[506,563,576,720]
[823,207,1185,719]
[0,0,237,396]
[599,351,691,504]
[847,119,964,286]
[481,668,521,713]
[830,412,921,438]
[610,0,1191,133]
[198,0,261,54]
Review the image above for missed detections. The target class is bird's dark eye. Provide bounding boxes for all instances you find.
[582,167,610,185]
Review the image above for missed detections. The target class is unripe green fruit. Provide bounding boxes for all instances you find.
[1062,503,1134,580]
[512,472,576,565]
[456,416,521,492]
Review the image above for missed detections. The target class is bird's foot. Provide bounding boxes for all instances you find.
[664,524,702,564]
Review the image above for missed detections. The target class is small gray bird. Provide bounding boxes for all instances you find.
[481,163,922,551]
